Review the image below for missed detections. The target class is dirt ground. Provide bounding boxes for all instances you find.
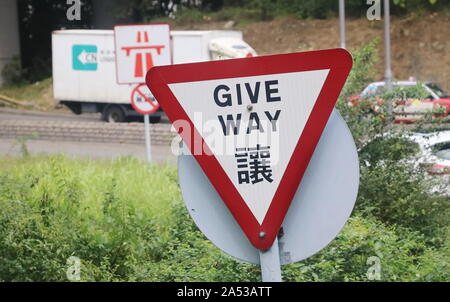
[175,10,450,92]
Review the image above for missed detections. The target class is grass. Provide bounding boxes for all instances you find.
[0,78,56,111]
[0,155,259,281]
[0,155,178,225]
[0,154,448,281]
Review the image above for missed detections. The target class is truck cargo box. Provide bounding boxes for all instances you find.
[51,29,256,122]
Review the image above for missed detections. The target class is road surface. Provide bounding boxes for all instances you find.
[0,108,176,163]
[0,107,103,122]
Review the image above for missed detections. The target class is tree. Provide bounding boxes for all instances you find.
[18,0,94,82]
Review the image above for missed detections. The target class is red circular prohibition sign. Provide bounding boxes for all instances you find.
[131,83,160,114]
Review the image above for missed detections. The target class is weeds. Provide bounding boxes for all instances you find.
[0,155,448,281]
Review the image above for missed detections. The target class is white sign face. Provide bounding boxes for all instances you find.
[168,70,330,224]
[114,24,171,84]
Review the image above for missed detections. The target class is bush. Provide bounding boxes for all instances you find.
[170,7,204,24]
[359,136,420,165]
[338,41,449,241]
[0,155,260,281]
[0,156,181,281]
[1,56,28,86]
[356,161,449,240]
[283,215,449,281]
[336,39,384,148]
[0,155,448,281]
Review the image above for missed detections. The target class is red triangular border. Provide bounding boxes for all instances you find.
[146,48,352,250]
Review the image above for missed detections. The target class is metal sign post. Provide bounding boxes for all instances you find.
[144,114,152,163]
[114,24,169,164]
[130,84,159,163]
[384,0,393,116]
[259,238,282,282]
[339,0,346,49]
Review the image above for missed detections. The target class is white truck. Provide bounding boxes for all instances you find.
[52,29,257,123]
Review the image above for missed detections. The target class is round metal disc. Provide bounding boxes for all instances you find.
[178,109,359,264]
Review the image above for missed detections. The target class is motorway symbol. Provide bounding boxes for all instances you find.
[146,49,353,250]
[130,83,159,114]
[114,24,171,84]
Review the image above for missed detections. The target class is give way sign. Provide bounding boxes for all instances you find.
[146,49,353,250]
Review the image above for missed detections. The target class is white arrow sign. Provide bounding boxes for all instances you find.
[77,50,96,65]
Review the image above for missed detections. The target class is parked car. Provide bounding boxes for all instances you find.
[363,130,450,195]
[348,81,450,123]
[408,130,450,175]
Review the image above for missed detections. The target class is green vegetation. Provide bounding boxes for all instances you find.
[0,155,448,282]
[0,156,256,281]
[1,56,27,86]
[0,78,54,111]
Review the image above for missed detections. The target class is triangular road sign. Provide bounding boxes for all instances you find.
[146,49,352,250]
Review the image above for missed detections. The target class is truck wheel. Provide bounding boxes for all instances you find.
[150,116,161,123]
[103,105,126,123]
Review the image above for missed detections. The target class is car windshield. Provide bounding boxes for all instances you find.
[426,83,450,98]
[434,142,450,160]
